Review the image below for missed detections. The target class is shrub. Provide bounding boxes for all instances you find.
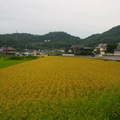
[4,56,42,60]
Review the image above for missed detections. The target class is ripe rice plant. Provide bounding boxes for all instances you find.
[0,56,120,120]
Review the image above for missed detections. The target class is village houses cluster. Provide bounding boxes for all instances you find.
[0,43,120,57]
[67,43,120,56]
[0,47,65,57]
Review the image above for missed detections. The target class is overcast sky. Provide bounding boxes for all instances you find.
[0,0,120,38]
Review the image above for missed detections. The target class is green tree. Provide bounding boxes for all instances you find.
[107,44,117,53]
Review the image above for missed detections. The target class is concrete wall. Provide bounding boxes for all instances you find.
[62,54,75,57]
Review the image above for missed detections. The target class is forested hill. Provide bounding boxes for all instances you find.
[0,32,81,50]
[80,25,120,46]
[0,25,120,50]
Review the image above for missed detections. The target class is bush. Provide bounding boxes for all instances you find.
[75,50,94,56]
[48,52,63,56]
[5,56,23,60]
[4,56,42,60]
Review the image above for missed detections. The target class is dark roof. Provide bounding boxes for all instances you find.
[71,45,84,49]
[98,44,107,48]
[3,48,15,50]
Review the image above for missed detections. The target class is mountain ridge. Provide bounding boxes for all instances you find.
[80,25,120,46]
[0,31,81,50]
[0,25,120,50]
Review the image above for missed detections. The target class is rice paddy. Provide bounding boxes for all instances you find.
[0,56,120,120]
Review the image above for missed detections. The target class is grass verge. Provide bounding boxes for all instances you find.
[0,56,43,69]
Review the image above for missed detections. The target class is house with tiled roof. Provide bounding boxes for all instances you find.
[0,47,16,56]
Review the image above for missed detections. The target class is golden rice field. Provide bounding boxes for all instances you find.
[0,56,120,120]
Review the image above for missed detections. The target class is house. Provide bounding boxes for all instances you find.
[93,44,107,55]
[32,50,38,56]
[70,45,91,54]
[114,43,120,55]
[70,45,84,53]
[0,47,16,56]
[52,49,65,53]
[23,52,33,56]
[32,50,41,56]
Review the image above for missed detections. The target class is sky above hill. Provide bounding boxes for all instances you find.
[0,0,120,38]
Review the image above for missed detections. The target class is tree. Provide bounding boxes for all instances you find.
[107,44,117,53]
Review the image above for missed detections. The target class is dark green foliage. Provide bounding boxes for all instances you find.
[80,25,120,46]
[0,32,81,50]
[107,44,117,53]
[75,50,94,56]
[5,56,41,60]
[5,56,23,60]
[0,25,120,50]
[81,50,94,56]
[48,52,63,56]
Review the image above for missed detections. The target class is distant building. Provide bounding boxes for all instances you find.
[70,45,84,53]
[52,49,65,53]
[93,44,107,55]
[114,43,120,55]
[0,47,16,56]
[32,50,41,56]
[23,52,33,56]
[70,45,91,54]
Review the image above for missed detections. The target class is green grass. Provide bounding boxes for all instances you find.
[5,56,40,60]
[0,58,30,69]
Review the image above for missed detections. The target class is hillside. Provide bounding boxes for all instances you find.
[80,25,120,46]
[0,25,120,50]
[0,32,81,50]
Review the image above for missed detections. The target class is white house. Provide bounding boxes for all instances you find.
[23,52,33,56]
[93,44,107,55]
